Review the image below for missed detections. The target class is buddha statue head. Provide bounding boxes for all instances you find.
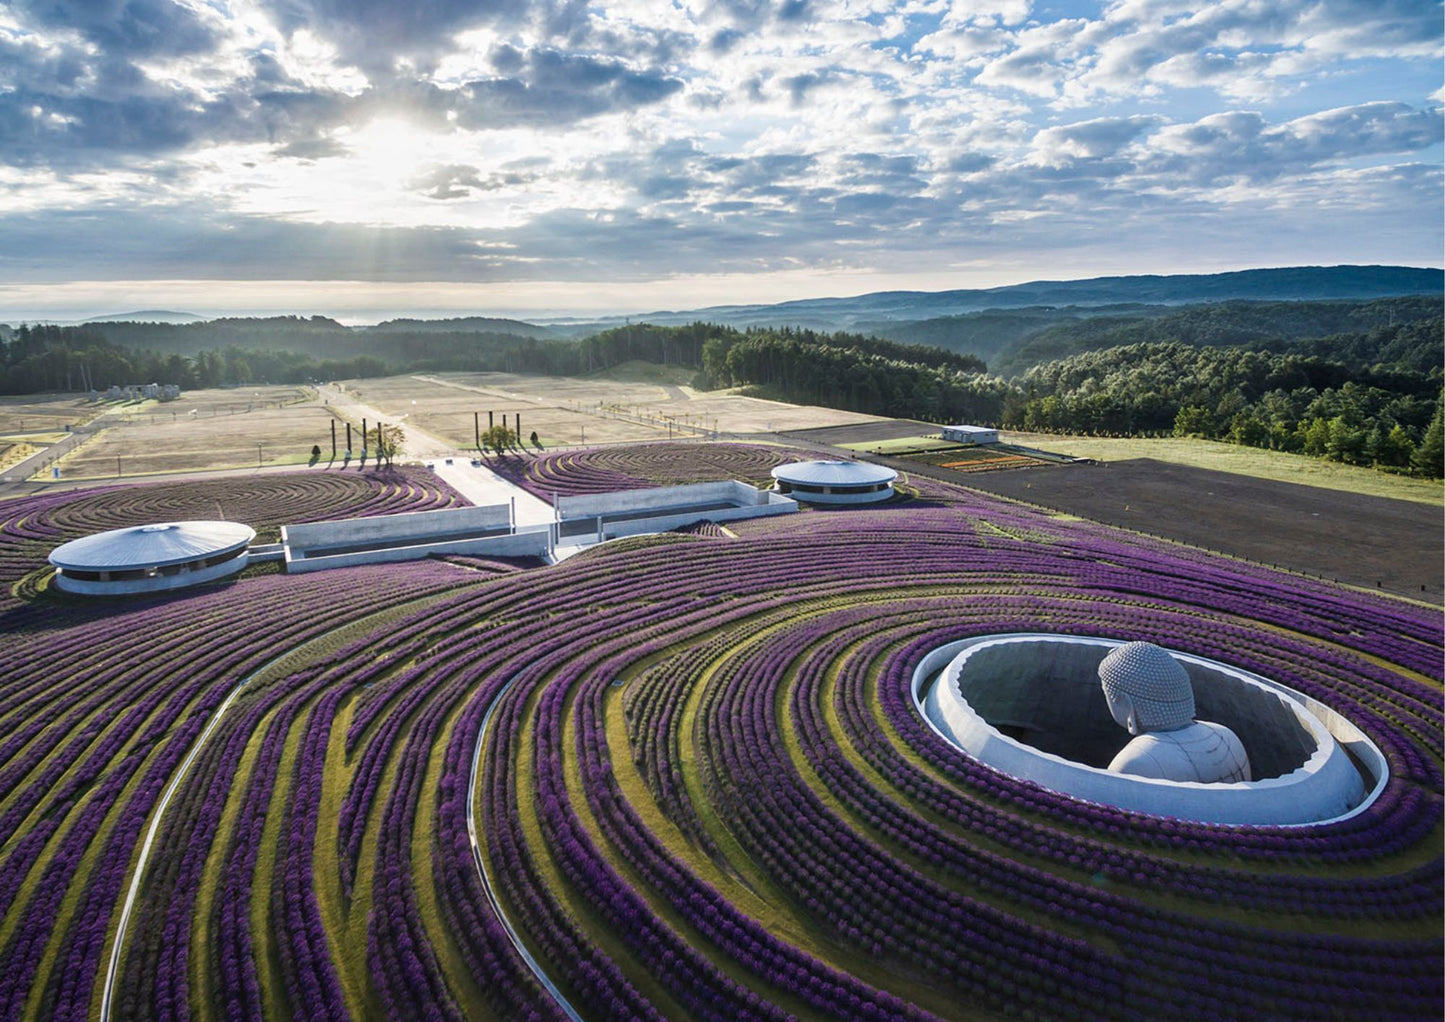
[1098,641,1196,735]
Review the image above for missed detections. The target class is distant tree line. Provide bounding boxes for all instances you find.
[697,329,999,422]
[1012,331,1442,476]
[2,309,1439,477]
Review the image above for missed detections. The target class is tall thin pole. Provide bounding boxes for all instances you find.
[330,420,336,459]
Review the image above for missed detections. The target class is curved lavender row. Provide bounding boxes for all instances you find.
[622,645,733,857]
[22,468,467,541]
[433,670,561,1022]
[695,603,1125,1018]
[113,665,321,1021]
[271,688,350,1021]
[0,469,476,1020]
[214,700,296,1018]
[10,566,471,1022]
[492,441,806,503]
[484,580,935,1018]
[473,667,662,1020]
[0,572,414,891]
[821,612,1439,918]
[572,636,942,1020]
[0,444,1437,1020]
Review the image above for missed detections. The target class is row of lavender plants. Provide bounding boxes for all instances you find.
[492,441,805,502]
[0,454,1437,1019]
[0,472,485,1020]
[438,500,1440,1018]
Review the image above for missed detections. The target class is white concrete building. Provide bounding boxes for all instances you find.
[941,425,999,445]
[50,521,255,595]
[770,460,897,504]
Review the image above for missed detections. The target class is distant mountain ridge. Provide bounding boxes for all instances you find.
[543,265,1442,335]
[84,310,208,325]
[365,316,556,339]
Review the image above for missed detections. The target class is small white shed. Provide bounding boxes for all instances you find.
[941,425,999,445]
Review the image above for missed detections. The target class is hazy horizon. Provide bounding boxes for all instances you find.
[4,260,1443,328]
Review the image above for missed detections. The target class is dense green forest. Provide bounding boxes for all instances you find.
[867,296,1441,373]
[2,301,1440,477]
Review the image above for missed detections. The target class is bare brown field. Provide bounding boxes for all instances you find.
[0,393,103,434]
[962,458,1444,603]
[343,374,674,447]
[344,373,884,448]
[678,392,882,433]
[109,384,313,423]
[781,419,938,446]
[54,393,343,477]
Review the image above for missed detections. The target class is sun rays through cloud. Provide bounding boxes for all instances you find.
[0,0,1439,316]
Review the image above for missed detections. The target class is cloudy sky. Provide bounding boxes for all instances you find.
[1,0,1440,320]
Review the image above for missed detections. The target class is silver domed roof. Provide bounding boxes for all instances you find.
[770,460,897,486]
[49,521,256,571]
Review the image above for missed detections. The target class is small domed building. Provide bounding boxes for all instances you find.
[49,521,256,595]
[771,460,897,504]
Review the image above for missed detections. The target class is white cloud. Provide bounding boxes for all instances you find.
[0,0,1438,300]
[1029,114,1161,166]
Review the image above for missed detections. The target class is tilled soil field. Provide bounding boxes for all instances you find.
[959,457,1443,603]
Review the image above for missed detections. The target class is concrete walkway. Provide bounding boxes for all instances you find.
[320,384,555,526]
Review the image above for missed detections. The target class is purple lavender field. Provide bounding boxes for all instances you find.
[0,459,1438,1020]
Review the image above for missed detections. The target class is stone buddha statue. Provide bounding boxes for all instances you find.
[1099,642,1251,783]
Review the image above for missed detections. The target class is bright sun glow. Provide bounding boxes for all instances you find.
[184,113,633,233]
[344,117,437,183]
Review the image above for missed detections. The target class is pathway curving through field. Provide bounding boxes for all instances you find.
[466,674,583,1022]
[98,651,282,1021]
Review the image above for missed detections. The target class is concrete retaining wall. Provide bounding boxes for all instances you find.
[557,480,768,519]
[284,504,511,555]
[284,527,548,573]
[557,481,796,541]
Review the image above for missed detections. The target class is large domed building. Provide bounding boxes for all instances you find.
[770,460,897,504]
[49,521,256,595]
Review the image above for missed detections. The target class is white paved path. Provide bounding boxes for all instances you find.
[319,384,554,527]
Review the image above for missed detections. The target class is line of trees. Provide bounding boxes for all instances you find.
[2,311,1439,477]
